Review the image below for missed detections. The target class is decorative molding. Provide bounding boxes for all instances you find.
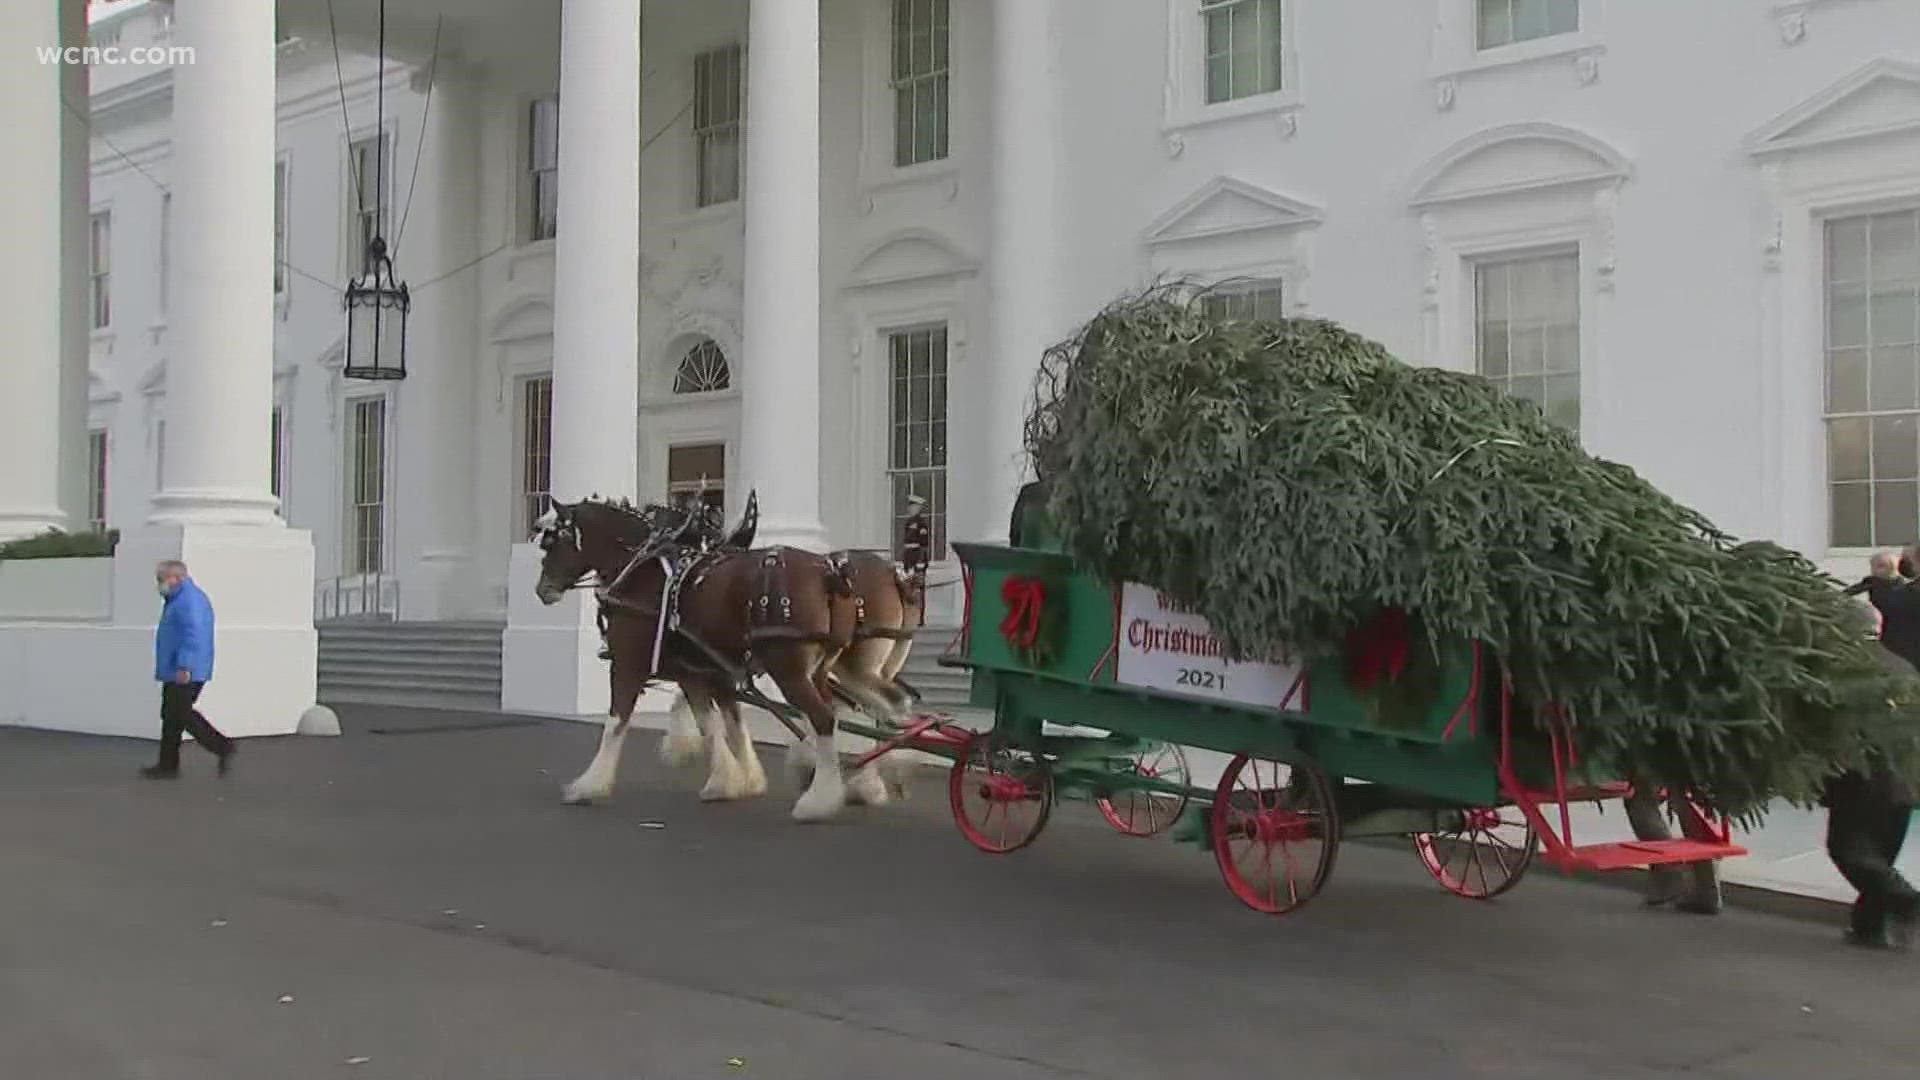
[1144,176,1326,248]
[1575,53,1601,86]
[1277,110,1299,139]
[1592,185,1619,292]
[1777,10,1807,44]
[1164,132,1187,158]
[314,336,346,431]
[1420,213,1441,311]
[1760,162,1786,272]
[1744,58,1920,156]
[486,294,555,344]
[1407,122,1633,208]
[844,229,979,291]
[1435,78,1457,111]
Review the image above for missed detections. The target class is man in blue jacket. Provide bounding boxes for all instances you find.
[143,560,235,779]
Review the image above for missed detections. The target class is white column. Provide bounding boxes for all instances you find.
[392,68,480,619]
[978,0,1064,545]
[149,0,278,525]
[58,0,91,531]
[550,0,640,503]
[738,0,829,552]
[0,0,68,540]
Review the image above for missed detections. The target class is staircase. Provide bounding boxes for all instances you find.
[316,620,504,712]
[899,625,973,711]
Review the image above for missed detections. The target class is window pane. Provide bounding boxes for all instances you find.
[1548,0,1579,34]
[1832,483,1872,548]
[1828,218,1870,283]
[1874,414,1920,481]
[1542,374,1580,431]
[1870,212,1920,283]
[1829,417,1870,482]
[1479,323,1510,378]
[1877,481,1920,546]
[1871,347,1920,412]
[1872,290,1920,345]
[1477,0,1512,48]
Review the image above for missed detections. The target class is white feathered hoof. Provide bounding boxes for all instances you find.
[874,755,914,802]
[561,780,609,806]
[658,734,706,768]
[792,784,845,822]
[699,760,749,802]
[784,740,817,787]
[844,765,892,807]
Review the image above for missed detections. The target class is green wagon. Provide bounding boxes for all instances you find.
[852,525,1748,916]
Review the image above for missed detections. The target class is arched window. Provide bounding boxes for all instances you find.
[672,338,732,394]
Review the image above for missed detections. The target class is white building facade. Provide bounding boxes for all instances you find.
[4,0,1920,733]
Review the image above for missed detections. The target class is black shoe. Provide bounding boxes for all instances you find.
[1845,928,1893,950]
[140,764,180,780]
[217,746,236,778]
[1890,898,1918,950]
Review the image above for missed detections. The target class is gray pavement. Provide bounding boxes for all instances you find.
[1,706,1916,1080]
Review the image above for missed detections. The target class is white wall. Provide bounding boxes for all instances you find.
[87,0,1920,630]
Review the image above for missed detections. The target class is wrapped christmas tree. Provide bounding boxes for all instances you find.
[1023,285,1920,820]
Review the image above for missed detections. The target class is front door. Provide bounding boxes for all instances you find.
[667,442,726,515]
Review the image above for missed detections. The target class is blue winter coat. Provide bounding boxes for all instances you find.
[155,578,216,684]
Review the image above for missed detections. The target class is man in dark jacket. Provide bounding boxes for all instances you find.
[143,560,235,779]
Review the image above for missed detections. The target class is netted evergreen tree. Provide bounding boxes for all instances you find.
[1023,285,1920,821]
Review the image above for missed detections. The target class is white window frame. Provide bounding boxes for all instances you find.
[1144,177,1323,316]
[692,45,743,209]
[889,0,951,169]
[883,323,952,563]
[515,373,554,537]
[343,129,393,279]
[273,155,291,310]
[671,337,734,395]
[1473,0,1580,52]
[1409,124,1627,453]
[1429,0,1605,90]
[1820,208,1920,551]
[1746,59,1920,560]
[342,392,392,577]
[525,95,559,244]
[855,1,964,193]
[1199,278,1287,322]
[1163,0,1300,139]
[88,209,111,331]
[1471,248,1583,434]
[86,428,108,532]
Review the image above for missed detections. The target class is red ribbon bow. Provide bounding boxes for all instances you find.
[999,576,1046,650]
[1346,607,1410,690]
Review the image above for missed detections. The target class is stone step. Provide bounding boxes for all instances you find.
[316,620,504,713]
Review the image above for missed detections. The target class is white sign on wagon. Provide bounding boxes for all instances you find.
[1114,583,1303,711]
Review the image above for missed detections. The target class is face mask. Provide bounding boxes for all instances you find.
[156,580,172,597]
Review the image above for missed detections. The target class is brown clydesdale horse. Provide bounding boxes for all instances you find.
[532,495,894,821]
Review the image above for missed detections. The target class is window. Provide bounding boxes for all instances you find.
[347,134,390,273]
[348,397,387,574]
[887,326,948,559]
[519,376,553,534]
[1475,252,1580,433]
[87,430,108,532]
[1476,0,1578,51]
[891,0,949,167]
[270,406,285,507]
[1826,210,1920,548]
[1200,281,1285,322]
[273,160,289,296]
[668,443,727,515]
[673,339,732,394]
[158,192,170,315]
[693,46,743,208]
[89,211,111,329]
[1202,0,1284,105]
[527,97,559,242]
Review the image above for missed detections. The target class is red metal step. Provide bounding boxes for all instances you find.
[1555,838,1747,872]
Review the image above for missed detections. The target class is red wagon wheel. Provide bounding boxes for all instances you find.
[1210,754,1340,915]
[1095,742,1191,838]
[1412,806,1537,900]
[949,733,1053,854]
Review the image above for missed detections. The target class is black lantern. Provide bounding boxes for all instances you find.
[339,0,407,381]
[343,236,409,380]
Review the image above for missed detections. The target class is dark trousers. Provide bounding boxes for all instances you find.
[1625,785,1721,905]
[157,682,232,769]
[1825,770,1918,938]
